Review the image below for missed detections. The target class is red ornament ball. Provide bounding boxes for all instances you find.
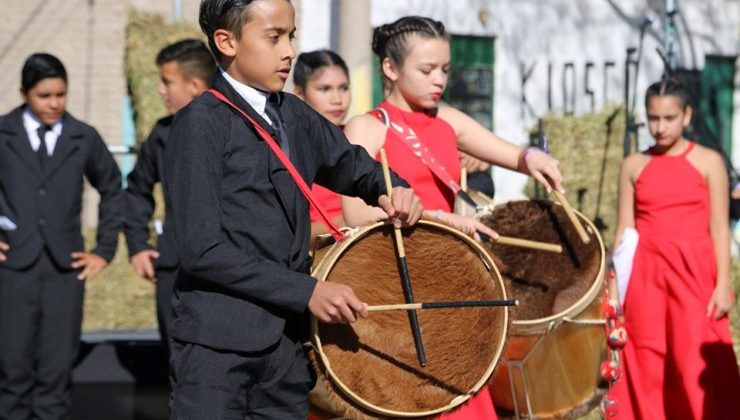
[608,326,628,349]
[602,397,619,417]
[600,359,621,382]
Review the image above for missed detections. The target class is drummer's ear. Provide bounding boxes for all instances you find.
[381,57,400,83]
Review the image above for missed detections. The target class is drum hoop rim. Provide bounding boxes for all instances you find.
[490,200,606,333]
[310,219,509,417]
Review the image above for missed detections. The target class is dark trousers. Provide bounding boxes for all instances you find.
[170,330,313,420]
[155,267,177,354]
[0,251,84,420]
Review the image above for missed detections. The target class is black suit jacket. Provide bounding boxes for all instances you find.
[164,73,407,352]
[124,115,177,270]
[0,106,122,270]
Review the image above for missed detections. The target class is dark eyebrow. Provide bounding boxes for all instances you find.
[419,60,450,67]
[264,25,296,35]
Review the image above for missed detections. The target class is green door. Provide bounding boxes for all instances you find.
[699,55,735,157]
[372,35,495,129]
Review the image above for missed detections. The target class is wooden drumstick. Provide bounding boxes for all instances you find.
[495,236,562,253]
[368,299,518,312]
[537,136,589,244]
[552,190,590,244]
[380,148,427,367]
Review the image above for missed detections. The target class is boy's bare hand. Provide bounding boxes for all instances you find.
[70,252,108,281]
[130,249,160,282]
[308,281,368,324]
[0,241,8,262]
[377,187,424,229]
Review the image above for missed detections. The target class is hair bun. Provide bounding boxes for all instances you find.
[372,23,392,56]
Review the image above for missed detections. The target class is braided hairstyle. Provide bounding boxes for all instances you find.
[645,77,691,110]
[372,16,449,76]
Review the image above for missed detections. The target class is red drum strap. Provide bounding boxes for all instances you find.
[209,88,345,242]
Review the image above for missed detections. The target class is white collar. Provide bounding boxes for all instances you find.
[22,107,63,134]
[220,68,271,117]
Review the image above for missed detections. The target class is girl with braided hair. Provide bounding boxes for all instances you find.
[342,16,563,239]
[340,15,565,418]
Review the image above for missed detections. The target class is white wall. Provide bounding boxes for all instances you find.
[298,0,333,52]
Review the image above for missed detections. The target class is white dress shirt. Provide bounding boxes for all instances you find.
[22,108,63,156]
[220,68,276,127]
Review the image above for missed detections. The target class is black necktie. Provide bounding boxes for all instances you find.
[36,125,51,168]
[264,94,290,159]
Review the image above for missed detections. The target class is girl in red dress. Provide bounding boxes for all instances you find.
[611,78,740,419]
[341,16,563,237]
[292,49,351,245]
[341,16,564,419]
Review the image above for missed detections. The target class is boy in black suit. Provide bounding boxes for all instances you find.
[164,0,423,418]
[124,39,216,354]
[0,53,122,419]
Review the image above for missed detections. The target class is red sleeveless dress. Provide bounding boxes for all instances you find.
[612,142,740,419]
[375,101,460,213]
[377,101,497,419]
[310,102,461,220]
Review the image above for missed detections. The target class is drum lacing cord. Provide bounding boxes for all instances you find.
[562,317,607,325]
[546,317,606,332]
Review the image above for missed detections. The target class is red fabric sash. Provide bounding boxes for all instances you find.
[370,107,463,195]
[209,88,345,242]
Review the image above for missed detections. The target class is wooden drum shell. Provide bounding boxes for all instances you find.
[479,200,607,419]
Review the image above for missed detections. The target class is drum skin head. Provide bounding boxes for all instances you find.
[479,200,603,323]
[310,221,508,418]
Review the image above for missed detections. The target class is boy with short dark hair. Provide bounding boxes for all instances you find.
[0,52,122,419]
[124,39,216,355]
[164,0,423,418]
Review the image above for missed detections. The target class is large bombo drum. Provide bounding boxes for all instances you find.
[309,220,509,419]
[479,200,607,419]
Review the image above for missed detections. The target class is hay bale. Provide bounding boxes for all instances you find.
[83,233,156,331]
[82,12,203,331]
[125,10,204,143]
[526,105,625,247]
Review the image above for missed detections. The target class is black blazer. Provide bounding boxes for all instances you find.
[164,73,407,352]
[0,106,122,270]
[124,115,177,270]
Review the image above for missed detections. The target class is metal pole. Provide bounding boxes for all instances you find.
[665,0,677,72]
[623,48,635,157]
